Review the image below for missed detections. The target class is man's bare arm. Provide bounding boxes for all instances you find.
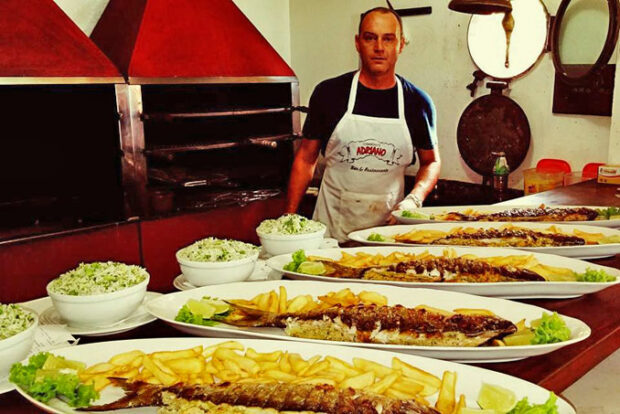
[284,138,322,213]
[409,147,441,201]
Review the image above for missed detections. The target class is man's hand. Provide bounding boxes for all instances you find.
[285,139,322,214]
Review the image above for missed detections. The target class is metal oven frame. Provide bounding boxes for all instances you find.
[115,76,301,218]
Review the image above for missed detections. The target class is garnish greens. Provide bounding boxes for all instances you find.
[574,267,617,282]
[508,392,559,414]
[175,297,231,326]
[0,303,35,340]
[502,312,571,346]
[9,352,98,408]
[257,214,325,235]
[367,233,387,242]
[531,312,571,345]
[401,210,430,219]
[48,262,148,296]
[596,207,620,220]
[283,249,307,272]
[283,250,326,275]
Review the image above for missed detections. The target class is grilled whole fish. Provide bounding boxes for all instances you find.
[397,227,587,247]
[318,257,545,283]
[224,303,517,347]
[82,378,439,413]
[436,207,599,222]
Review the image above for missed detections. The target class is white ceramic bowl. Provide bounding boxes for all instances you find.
[176,252,259,286]
[0,311,37,378]
[46,276,149,328]
[257,228,326,256]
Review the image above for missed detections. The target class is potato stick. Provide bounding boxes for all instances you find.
[435,371,457,414]
[222,358,242,373]
[452,394,466,414]
[352,358,394,378]
[218,369,240,382]
[278,286,288,314]
[245,348,283,362]
[84,362,116,375]
[279,353,292,374]
[109,350,145,366]
[152,349,197,361]
[203,341,243,358]
[143,355,178,386]
[391,378,424,395]
[300,360,330,377]
[367,372,400,394]
[258,361,280,371]
[264,370,297,382]
[385,388,418,400]
[340,371,375,389]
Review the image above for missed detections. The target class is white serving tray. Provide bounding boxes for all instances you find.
[15,337,575,413]
[348,222,620,259]
[392,205,620,228]
[146,280,590,363]
[266,246,619,299]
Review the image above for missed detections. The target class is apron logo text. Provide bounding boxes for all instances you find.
[337,139,403,166]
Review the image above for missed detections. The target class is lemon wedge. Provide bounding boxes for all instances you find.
[297,261,326,275]
[477,383,517,413]
[459,409,498,414]
[186,299,216,318]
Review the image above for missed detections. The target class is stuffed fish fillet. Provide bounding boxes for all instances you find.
[317,257,545,283]
[224,303,517,347]
[436,207,599,222]
[396,227,587,248]
[82,379,439,414]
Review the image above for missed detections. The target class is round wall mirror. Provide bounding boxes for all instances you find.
[551,0,619,83]
[468,0,549,80]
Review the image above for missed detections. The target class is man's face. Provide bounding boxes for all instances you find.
[355,12,404,76]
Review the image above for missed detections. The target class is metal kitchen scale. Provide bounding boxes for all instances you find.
[457,0,549,185]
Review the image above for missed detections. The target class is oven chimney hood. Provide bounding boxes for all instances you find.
[0,0,123,84]
[91,0,296,84]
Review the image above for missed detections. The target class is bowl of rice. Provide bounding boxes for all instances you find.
[46,262,149,327]
[0,304,37,378]
[256,214,326,256]
[176,238,260,286]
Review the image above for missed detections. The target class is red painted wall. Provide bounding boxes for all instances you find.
[0,198,286,302]
[0,223,141,302]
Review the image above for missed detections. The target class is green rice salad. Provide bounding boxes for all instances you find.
[48,262,148,296]
[177,238,259,262]
[257,214,326,235]
[0,304,35,340]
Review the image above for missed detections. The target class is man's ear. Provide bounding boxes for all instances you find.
[398,37,405,54]
[355,34,361,53]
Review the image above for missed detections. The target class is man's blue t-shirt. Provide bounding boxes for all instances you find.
[302,71,438,161]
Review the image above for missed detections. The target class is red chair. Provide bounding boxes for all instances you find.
[536,158,571,173]
[582,162,604,178]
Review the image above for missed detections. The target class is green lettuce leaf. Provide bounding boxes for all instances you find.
[531,313,571,345]
[367,233,387,242]
[174,305,230,326]
[508,392,559,414]
[9,352,98,408]
[283,249,307,272]
[575,267,617,282]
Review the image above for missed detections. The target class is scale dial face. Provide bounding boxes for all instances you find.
[468,0,549,79]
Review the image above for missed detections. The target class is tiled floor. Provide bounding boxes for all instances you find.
[562,349,620,414]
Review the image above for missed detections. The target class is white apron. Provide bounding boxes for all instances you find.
[313,71,414,242]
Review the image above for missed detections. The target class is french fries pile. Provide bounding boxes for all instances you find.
[79,340,467,413]
[319,249,576,282]
[228,287,388,314]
